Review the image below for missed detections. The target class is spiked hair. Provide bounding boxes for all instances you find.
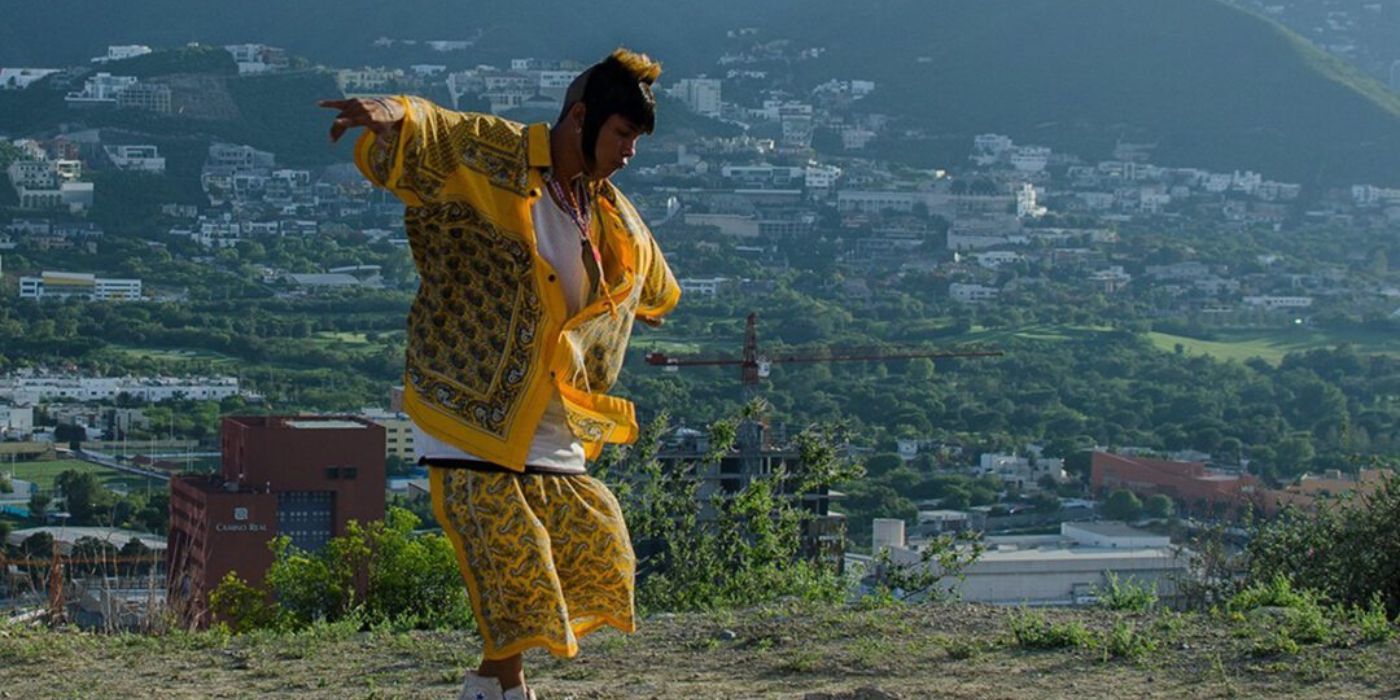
[560,48,662,170]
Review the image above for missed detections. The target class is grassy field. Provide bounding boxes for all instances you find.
[0,600,1395,699]
[3,459,166,495]
[101,345,239,368]
[1148,327,1400,366]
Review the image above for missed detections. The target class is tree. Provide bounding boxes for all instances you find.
[53,423,86,448]
[1103,489,1143,521]
[1145,494,1176,519]
[864,453,904,478]
[905,357,935,382]
[1029,492,1061,514]
[28,492,51,521]
[21,531,53,557]
[55,470,105,525]
[941,487,971,510]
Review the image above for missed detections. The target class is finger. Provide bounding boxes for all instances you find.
[318,99,352,110]
[330,118,350,143]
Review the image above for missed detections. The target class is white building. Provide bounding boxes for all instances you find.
[804,163,842,191]
[0,375,240,404]
[7,158,94,212]
[360,408,416,461]
[971,134,1014,166]
[881,521,1187,606]
[207,143,275,170]
[670,78,723,118]
[841,127,877,151]
[973,251,1022,269]
[1243,296,1313,310]
[977,451,1067,491]
[223,44,287,75]
[1009,146,1050,173]
[0,68,61,90]
[336,67,406,92]
[950,283,999,303]
[1016,183,1047,218]
[93,45,153,63]
[0,404,35,438]
[18,272,142,302]
[64,73,138,106]
[103,145,166,174]
[536,69,580,99]
[678,277,731,298]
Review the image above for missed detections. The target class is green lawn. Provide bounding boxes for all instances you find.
[1149,327,1400,366]
[102,345,238,367]
[3,459,166,495]
[307,331,403,355]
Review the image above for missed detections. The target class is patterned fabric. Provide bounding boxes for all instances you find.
[430,467,636,659]
[403,201,540,440]
[352,96,681,471]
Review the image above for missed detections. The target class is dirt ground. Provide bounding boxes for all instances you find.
[2,602,1397,699]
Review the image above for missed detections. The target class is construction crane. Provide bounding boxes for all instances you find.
[645,312,1003,404]
[644,311,1002,486]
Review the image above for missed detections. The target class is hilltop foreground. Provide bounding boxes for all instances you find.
[2,601,1397,699]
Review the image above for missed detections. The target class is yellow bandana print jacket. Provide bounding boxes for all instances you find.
[354,96,680,471]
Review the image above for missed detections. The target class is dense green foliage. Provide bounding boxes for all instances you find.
[102,45,238,78]
[597,408,856,612]
[209,507,471,632]
[1245,471,1400,616]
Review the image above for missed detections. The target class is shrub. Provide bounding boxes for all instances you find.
[1246,470,1400,616]
[1103,619,1157,662]
[1226,574,1310,614]
[1096,572,1158,612]
[208,571,275,633]
[1228,575,1334,649]
[1008,608,1092,650]
[600,406,859,613]
[1351,592,1397,644]
[216,506,472,632]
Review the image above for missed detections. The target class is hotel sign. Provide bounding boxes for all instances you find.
[215,506,269,533]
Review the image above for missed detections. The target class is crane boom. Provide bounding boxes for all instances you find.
[644,312,1002,380]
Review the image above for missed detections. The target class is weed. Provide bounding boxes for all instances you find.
[1250,627,1301,657]
[944,638,986,660]
[1101,618,1157,662]
[1227,574,1309,614]
[1097,572,1158,613]
[1211,651,1240,698]
[1007,608,1092,650]
[780,648,822,673]
[1351,592,1397,644]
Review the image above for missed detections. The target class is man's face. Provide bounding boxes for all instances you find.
[591,114,644,179]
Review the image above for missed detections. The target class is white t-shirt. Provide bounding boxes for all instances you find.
[412,189,590,472]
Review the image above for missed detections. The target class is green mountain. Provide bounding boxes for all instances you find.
[787,0,1400,186]
[2,0,1398,184]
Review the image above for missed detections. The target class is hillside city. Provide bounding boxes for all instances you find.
[0,19,1396,666]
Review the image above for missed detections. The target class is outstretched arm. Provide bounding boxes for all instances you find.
[319,97,405,143]
[321,95,481,206]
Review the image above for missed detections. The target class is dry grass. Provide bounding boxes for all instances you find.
[1,601,1397,699]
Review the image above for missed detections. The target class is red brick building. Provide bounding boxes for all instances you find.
[1090,451,1259,514]
[167,416,385,625]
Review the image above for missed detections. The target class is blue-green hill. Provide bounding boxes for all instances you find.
[2,0,1398,183]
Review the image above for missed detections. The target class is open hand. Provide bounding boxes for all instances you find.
[318,97,406,143]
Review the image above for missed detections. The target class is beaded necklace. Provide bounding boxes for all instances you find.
[546,173,604,275]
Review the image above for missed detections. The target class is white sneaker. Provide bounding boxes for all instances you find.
[457,671,536,700]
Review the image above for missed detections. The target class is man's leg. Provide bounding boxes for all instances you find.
[478,654,524,692]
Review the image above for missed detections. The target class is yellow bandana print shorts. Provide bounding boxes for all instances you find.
[429,467,637,659]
